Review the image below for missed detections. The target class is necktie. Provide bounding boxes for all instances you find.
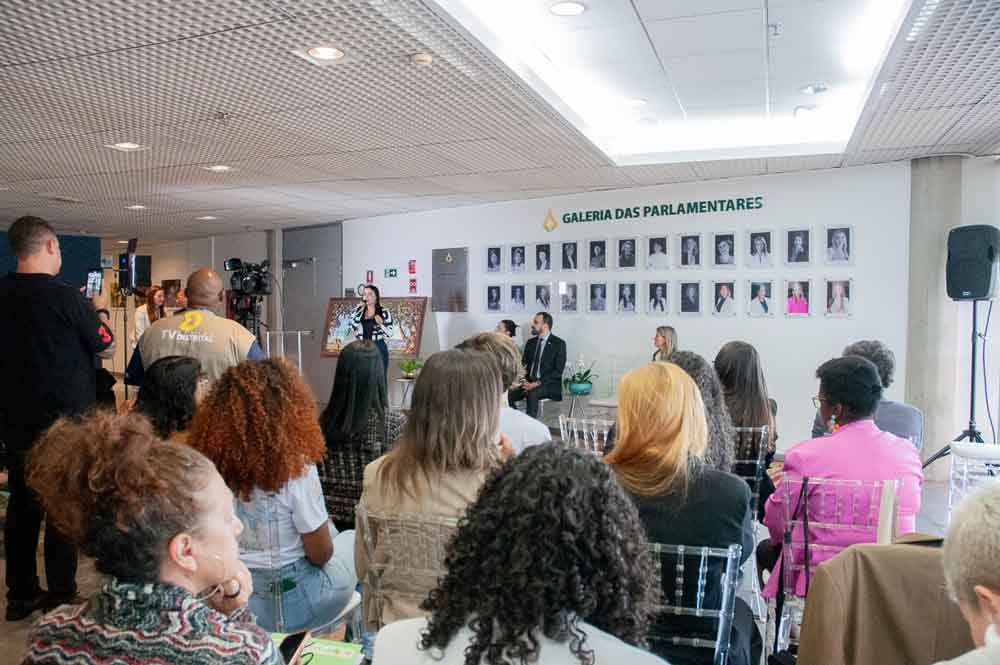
[531,338,544,380]
[761,298,768,313]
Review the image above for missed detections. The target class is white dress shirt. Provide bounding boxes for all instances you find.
[500,405,552,453]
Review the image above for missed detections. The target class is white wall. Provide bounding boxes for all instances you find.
[343,163,912,448]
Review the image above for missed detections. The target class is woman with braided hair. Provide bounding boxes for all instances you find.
[187,358,357,633]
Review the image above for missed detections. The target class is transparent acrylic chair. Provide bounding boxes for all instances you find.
[558,415,613,456]
[732,425,770,620]
[647,543,743,665]
[949,442,1000,521]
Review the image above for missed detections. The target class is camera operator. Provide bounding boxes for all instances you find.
[125,267,265,387]
[0,215,116,621]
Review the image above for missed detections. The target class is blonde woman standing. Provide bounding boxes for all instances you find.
[652,325,677,362]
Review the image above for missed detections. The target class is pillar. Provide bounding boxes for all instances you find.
[266,229,283,348]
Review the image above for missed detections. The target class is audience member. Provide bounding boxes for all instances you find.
[375,445,662,665]
[131,284,165,352]
[938,482,1000,665]
[759,356,924,598]
[670,351,736,472]
[458,332,551,454]
[714,340,779,516]
[811,340,924,450]
[319,340,406,531]
[23,412,279,664]
[173,288,188,313]
[0,215,115,621]
[355,349,508,630]
[495,319,518,339]
[132,355,204,441]
[605,362,759,665]
[126,268,264,387]
[508,312,567,419]
[188,359,357,633]
[652,325,677,362]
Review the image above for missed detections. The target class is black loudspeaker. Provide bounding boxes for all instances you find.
[947,225,1000,301]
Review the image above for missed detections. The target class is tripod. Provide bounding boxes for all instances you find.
[923,299,986,469]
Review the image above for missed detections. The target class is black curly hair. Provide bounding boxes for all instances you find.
[133,356,201,438]
[419,445,657,665]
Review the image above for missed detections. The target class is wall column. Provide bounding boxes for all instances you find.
[266,229,283,343]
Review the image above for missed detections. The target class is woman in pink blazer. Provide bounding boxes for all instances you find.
[761,356,923,598]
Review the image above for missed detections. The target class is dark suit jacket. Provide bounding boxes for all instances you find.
[522,333,566,400]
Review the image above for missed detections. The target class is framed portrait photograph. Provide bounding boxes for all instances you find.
[484,284,504,313]
[785,278,812,317]
[746,230,774,268]
[616,236,639,270]
[509,245,527,273]
[509,283,527,313]
[534,282,553,309]
[784,228,811,266]
[712,232,737,268]
[559,281,579,313]
[747,280,775,317]
[645,235,670,270]
[824,226,854,265]
[679,281,702,315]
[678,233,702,268]
[485,246,504,274]
[587,282,609,313]
[824,278,853,317]
[587,238,609,271]
[616,281,638,314]
[712,280,737,316]
[560,240,580,272]
[646,281,669,314]
[534,242,553,272]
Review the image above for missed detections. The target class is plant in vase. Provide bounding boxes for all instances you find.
[563,359,597,396]
[398,358,424,379]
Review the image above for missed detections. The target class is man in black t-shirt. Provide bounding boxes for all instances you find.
[0,216,115,621]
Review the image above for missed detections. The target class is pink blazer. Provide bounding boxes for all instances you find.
[787,296,809,314]
[762,419,923,597]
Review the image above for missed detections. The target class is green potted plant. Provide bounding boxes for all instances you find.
[398,358,424,379]
[563,360,597,396]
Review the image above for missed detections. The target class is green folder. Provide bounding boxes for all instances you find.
[271,633,364,665]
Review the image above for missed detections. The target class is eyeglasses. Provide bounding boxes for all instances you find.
[811,396,827,409]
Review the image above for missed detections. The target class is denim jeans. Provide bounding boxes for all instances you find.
[248,529,358,633]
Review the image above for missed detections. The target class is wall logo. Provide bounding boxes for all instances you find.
[179,310,204,332]
[543,209,558,232]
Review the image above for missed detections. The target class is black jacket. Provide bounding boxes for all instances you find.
[522,333,567,400]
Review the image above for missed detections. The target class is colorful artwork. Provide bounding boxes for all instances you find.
[321,297,428,358]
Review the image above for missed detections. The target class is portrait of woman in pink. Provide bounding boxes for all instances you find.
[786,281,809,314]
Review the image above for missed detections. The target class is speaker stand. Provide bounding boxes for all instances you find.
[924,299,986,469]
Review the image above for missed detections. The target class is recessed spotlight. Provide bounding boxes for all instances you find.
[793,105,819,118]
[196,216,219,221]
[105,142,146,152]
[202,165,232,172]
[411,52,433,67]
[307,46,345,61]
[125,205,146,210]
[800,82,828,95]
[550,1,586,16]
[625,98,648,107]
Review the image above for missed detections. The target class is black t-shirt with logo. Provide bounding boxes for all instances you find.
[0,273,114,449]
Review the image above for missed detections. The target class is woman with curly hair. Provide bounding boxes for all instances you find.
[374,445,663,665]
[670,350,736,472]
[187,358,357,633]
[133,355,205,441]
[355,348,510,632]
[605,362,759,665]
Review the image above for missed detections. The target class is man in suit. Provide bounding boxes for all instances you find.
[508,311,567,419]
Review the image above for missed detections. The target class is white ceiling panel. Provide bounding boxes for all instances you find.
[644,10,764,59]
[690,159,768,179]
[766,154,844,173]
[633,0,760,22]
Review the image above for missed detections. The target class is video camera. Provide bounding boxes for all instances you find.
[224,258,272,296]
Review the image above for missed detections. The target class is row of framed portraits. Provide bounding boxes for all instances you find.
[483,226,854,274]
[484,278,854,317]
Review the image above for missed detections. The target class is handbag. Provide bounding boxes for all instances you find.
[767,476,811,665]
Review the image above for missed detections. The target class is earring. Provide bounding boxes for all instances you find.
[828,414,838,433]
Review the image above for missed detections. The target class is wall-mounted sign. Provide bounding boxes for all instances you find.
[552,196,764,228]
[408,259,416,274]
[384,268,398,278]
[365,269,374,283]
[409,278,417,294]
[432,247,468,312]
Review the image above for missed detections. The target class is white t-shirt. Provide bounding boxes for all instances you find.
[374,617,667,665]
[236,465,329,569]
[500,406,552,454]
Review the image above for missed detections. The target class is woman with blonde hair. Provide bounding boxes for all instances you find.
[606,362,758,665]
[355,348,510,632]
[652,325,677,362]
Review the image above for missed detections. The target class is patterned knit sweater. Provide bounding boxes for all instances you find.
[21,579,281,665]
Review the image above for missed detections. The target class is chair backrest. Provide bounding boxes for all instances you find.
[949,442,1000,520]
[647,543,742,665]
[235,495,287,631]
[732,425,769,510]
[558,415,613,455]
[357,505,458,630]
[780,477,899,598]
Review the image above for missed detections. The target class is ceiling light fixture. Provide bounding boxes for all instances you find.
[793,105,819,118]
[202,165,233,172]
[196,216,219,221]
[800,82,828,95]
[307,46,345,61]
[906,0,941,42]
[117,240,129,244]
[105,142,146,152]
[125,205,146,210]
[411,52,434,66]
[624,98,648,107]
[549,2,586,16]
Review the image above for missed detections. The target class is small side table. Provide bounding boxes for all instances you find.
[395,377,416,409]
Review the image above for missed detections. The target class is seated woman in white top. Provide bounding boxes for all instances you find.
[374,445,665,665]
[188,358,357,633]
[131,284,165,350]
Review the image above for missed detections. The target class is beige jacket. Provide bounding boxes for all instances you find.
[354,455,489,630]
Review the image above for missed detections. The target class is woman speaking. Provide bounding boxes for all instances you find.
[350,284,394,374]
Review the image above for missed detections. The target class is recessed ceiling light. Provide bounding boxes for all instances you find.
[196,216,219,221]
[793,105,819,118]
[105,142,146,152]
[117,240,129,244]
[625,98,648,107]
[202,165,233,172]
[550,1,586,16]
[411,52,434,67]
[800,82,828,95]
[125,205,146,210]
[307,46,345,61]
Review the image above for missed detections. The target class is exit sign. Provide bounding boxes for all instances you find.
[384,268,398,278]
